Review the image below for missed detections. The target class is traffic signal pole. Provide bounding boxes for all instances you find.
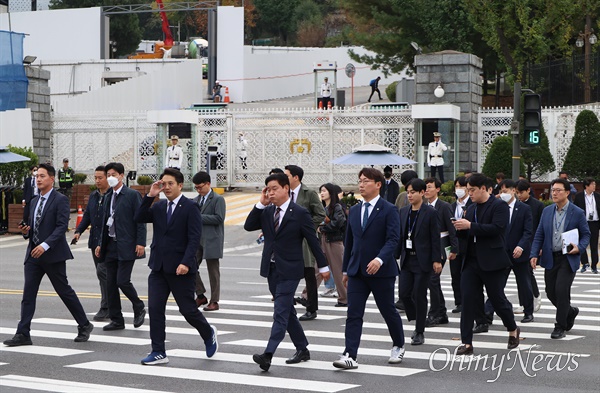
[512,82,521,181]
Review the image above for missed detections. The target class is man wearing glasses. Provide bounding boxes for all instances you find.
[530,178,590,339]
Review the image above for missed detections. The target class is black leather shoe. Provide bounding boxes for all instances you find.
[3,333,32,347]
[299,311,317,321]
[411,332,424,345]
[294,297,308,307]
[456,344,473,356]
[394,300,405,311]
[74,322,94,342]
[93,309,110,322]
[286,349,310,364]
[103,321,125,331]
[424,317,438,328]
[451,305,462,313]
[507,327,520,349]
[335,302,348,307]
[410,330,417,340]
[551,326,566,339]
[253,353,272,371]
[566,307,579,331]
[133,308,146,328]
[472,323,489,334]
[437,315,449,324]
[521,314,534,323]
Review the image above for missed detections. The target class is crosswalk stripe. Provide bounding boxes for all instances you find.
[0,345,91,357]
[66,361,360,393]
[123,310,343,321]
[0,375,172,393]
[168,349,427,377]
[0,363,7,366]
[0,327,149,345]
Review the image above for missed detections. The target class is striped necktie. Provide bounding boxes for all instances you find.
[274,207,282,232]
[32,196,45,245]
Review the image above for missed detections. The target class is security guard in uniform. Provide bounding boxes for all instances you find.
[58,158,75,203]
[320,77,332,108]
[427,132,447,184]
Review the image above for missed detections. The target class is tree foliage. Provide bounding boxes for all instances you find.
[562,110,600,180]
[482,136,524,179]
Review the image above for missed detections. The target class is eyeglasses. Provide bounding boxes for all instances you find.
[551,188,566,193]
[194,183,206,190]
[357,179,375,185]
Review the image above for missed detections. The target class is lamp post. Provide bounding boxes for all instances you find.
[576,15,597,103]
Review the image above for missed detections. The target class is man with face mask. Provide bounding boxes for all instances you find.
[449,176,472,313]
[96,162,147,331]
[380,166,400,204]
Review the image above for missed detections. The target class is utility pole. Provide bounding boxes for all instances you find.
[511,82,521,181]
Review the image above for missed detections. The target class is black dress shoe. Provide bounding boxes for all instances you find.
[253,353,272,371]
[103,321,125,331]
[566,307,579,331]
[456,344,473,356]
[3,333,32,347]
[394,300,405,311]
[334,302,348,307]
[472,323,489,334]
[551,326,566,339]
[411,332,424,345]
[299,311,317,321]
[93,309,110,322]
[507,327,520,349]
[521,314,534,323]
[451,305,462,313]
[133,308,146,328]
[74,322,94,342]
[424,317,438,328]
[437,315,449,324]
[295,297,308,307]
[410,330,417,340]
[286,349,310,364]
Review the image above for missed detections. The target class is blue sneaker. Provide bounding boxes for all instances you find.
[205,325,218,358]
[141,351,169,365]
[580,264,589,273]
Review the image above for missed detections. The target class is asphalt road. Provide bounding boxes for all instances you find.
[1,212,599,393]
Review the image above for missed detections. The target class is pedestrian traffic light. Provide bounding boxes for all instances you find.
[523,94,542,147]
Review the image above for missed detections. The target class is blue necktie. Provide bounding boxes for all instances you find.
[167,201,174,223]
[362,202,370,231]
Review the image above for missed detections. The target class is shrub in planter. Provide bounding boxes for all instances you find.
[73,173,88,185]
[137,175,153,185]
[385,81,399,102]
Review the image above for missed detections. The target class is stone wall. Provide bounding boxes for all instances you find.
[25,66,51,164]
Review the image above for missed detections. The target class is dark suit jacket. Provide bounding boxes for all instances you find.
[135,195,201,274]
[432,199,459,261]
[396,203,440,272]
[22,176,37,221]
[524,197,545,234]
[574,191,600,221]
[343,198,400,278]
[505,200,533,263]
[75,189,108,249]
[380,178,400,205]
[193,190,226,259]
[457,195,511,272]
[451,197,472,255]
[530,202,591,272]
[24,190,73,264]
[244,201,327,279]
[98,185,146,261]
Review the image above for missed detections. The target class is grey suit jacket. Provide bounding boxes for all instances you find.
[193,190,226,259]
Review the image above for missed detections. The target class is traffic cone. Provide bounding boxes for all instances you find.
[327,101,332,110]
[224,86,230,103]
[318,100,323,110]
[75,206,83,228]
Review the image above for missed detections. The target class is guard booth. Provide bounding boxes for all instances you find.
[313,61,337,108]
[411,104,461,183]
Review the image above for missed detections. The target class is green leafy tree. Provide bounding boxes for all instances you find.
[562,110,600,180]
[0,146,38,189]
[253,0,300,44]
[482,136,524,179]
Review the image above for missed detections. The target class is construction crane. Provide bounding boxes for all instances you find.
[128,0,174,59]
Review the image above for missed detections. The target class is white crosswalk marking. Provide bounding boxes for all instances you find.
[0,375,172,392]
[0,345,91,357]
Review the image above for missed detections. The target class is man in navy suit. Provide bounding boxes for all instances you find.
[96,162,147,331]
[333,168,405,369]
[397,178,441,346]
[453,173,520,355]
[134,169,218,365]
[4,163,93,347]
[22,165,38,221]
[380,165,400,204]
[530,178,590,339]
[449,175,472,313]
[244,173,330,371]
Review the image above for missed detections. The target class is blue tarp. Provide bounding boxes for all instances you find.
[0,30,28,111]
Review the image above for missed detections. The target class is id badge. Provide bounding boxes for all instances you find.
[106,216,114,227]
[406,239,413,249]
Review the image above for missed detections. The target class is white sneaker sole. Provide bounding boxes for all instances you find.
[142,357,169,365]
[388,357,403,364]
[333,361,358,369]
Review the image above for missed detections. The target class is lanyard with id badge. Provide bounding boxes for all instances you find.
[407,209,420,249]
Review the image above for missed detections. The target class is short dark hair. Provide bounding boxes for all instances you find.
[358,167,384,185]
[467,173,488,188]
[583,177,596,187]
[515,179,531,192]
[454,176,467,187]
[495,172,506,180]
[559,171,568,177]
[332,184,343,195]
[284,165,304,182]
[192,171,211,185]
[105,162,125,175]
[162,168,184,184]
[30,165,37,171]
[383,165,392,173]
[400,170,418,186]
[269,168,284,175]
[94,165,105,172]
[424,177,441,189]
[407,178,426,192]
[499,179,517,189]
[551,178,570,192]
[266,173,290,188]
[38,163,56,177]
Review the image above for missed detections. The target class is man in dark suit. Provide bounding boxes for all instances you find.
[397,178,441,346]
[381,165,400,205]
[4,163,93,347]
[192,171,226,311]
[516,179,544,312]
[285,165,326,321]
[134,168,217,365]
[574,177,600,273]
[333,168,405,369]
[423,177,458,327]
[453,173,520,355]
[449,175,472,313]
[96,162,147,331]
[22,165,38,221]
[244,173,330,371]
[73,166,111,321]
[530,178,591,339]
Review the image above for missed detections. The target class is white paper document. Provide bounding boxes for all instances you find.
[561,229,579,254]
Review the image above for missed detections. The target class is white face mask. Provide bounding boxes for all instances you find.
[107,176,119,188]
[455,188,466,199]
[499,193,512,203]
[32,171,38,176]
